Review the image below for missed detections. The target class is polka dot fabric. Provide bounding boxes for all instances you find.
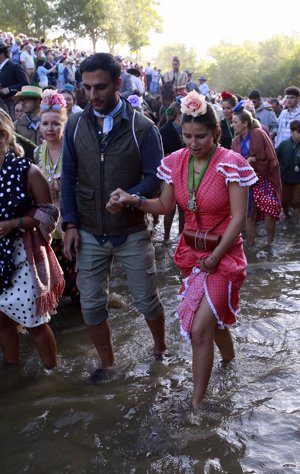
[178,270,237,340]
[252,173,281,221]
[0,153,31,293]
[0,237,50,328]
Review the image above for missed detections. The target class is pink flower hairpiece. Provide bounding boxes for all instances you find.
[180,90,207,117]
[40,89,67,112]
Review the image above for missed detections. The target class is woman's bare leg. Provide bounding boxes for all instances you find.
[27,324,57,369]
[265,214,276,245]
[190,296,217,412]
[0,312,20,364]
[214,326,235,362]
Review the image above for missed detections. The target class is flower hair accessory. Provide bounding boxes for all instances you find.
[232,99,255,114]
[232,100,245,112]
[221,90,234,100]
[40,89,67,112]
[175,95,184,104]
[180,90,207,117]
[127,94,142,108]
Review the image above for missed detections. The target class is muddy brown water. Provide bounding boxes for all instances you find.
[1,215,299,473]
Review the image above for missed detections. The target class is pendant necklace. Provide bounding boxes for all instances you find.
[45,146,61,183]
[187,145,216,211]
[226,119,234,139]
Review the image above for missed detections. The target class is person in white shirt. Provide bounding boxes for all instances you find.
[198,76,209,98]
[272,86,300,148]
[20,45,35,82]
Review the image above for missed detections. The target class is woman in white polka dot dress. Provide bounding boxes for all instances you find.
[0,109,64,369]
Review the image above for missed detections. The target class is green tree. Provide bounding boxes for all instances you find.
[0,0,55,37]
[256,35,300,96]
[152,43,199,74]
[55,0,111,52]
[121,0,162,58]
[206,41,260,95]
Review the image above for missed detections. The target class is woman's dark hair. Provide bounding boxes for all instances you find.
[80,53,121,81]
[221,95,237,108]
[62,89,76,102]
[182,103,221,144]
[165,101,181,122]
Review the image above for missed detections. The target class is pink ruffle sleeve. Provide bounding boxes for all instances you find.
[216,152,258,187]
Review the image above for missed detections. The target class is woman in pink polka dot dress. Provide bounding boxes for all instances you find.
[232,107,282,246]
[106,92,257,413]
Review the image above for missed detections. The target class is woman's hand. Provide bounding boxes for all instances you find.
[196,254,219,274]
[0,219,18,239]
[106,188,138,214]
[247,156,256,165]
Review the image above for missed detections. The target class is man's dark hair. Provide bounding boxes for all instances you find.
[284,86,300,97]
[80,53,121,81]
[249,89,261,100]
[290,120,300,132]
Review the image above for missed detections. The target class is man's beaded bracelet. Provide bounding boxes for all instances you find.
[131,194,146,208]
[65,226,78,231]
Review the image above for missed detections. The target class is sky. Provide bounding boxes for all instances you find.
[146,0,300,58]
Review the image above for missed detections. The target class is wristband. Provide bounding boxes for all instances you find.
[65,226,77,231]
[210,253,219,262]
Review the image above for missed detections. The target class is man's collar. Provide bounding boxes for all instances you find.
[0,58,9,70]
[89,97,129,122]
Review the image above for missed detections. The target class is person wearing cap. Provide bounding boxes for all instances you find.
[10,37,22,64]
[64,57,76,86]
[13,85,43,145]
[61,53,167,381]
[115,55,135,98]
[198,76,209,98]
[0,38,29,118]
[20,44,35,82]
[248,89,277,134]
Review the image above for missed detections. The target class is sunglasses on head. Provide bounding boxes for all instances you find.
[40,104,62,112]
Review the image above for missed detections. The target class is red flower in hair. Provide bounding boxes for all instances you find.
[221,90,233,100]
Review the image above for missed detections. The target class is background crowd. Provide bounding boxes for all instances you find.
[0,30,300,410]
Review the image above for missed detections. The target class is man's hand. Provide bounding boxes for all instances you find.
[106,190,124,214]
[63,228,80,261]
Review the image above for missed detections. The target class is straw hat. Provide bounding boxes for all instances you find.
[13,85,43,100]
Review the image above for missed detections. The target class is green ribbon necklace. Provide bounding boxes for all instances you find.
[187,145,216,211]
[226,119,235,139]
